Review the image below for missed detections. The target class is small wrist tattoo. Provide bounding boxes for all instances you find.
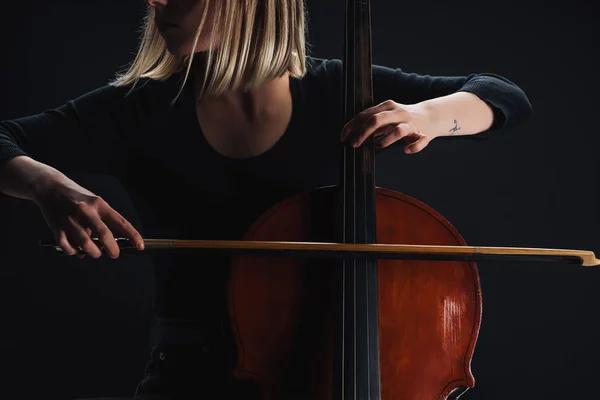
[449,119,461,135]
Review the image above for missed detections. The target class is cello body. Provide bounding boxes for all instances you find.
[228,186,482,400]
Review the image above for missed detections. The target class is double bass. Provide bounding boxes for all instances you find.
[42,0,599,398]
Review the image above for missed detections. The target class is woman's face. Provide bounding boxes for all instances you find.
[146,0,218,56]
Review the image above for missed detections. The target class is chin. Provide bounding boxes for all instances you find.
[166,42,211,58]
[164,42,189,57]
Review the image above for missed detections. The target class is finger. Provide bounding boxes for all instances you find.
[77,210,120,259]
[404,135,431,154]
[66,216,103,258]
[373,125,392,138]
[342,103,397,142]
[340,100,398,141]
[55,230,77,256]
[100,204,145,251]
[351,110,409,148]
[374,123,413,148]
[75,228,93,258]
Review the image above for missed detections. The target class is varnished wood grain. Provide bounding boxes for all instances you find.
[228,187,482,399]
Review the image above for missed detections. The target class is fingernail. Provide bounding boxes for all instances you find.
[138,242,145,250]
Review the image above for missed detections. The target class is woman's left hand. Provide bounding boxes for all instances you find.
[340,100,435,154]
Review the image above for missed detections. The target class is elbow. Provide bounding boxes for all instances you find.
[480,74,534,130]
[510,85,533,128]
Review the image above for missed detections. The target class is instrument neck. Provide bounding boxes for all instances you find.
[337,0,382,399]
[341,0,377,245]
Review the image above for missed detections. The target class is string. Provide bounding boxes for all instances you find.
[353,3,358,398]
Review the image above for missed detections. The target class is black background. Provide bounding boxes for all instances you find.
[1,0,599,399]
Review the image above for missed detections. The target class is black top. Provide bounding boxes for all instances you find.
[0,57,532,332]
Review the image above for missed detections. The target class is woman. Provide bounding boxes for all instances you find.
[0,0,532,398]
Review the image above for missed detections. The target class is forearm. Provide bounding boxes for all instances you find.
[0,155,64,201]
[419,91,495,138]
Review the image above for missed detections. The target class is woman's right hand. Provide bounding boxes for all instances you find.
[31,172,144,259]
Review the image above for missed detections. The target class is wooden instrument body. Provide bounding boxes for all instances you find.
[229,186,482,400]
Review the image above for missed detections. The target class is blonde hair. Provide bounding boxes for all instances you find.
[111,0,308,101]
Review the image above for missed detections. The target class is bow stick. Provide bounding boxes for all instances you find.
[39,238,600,266]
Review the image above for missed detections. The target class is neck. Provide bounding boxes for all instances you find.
[193,64,291,123]
[220,74,291,121]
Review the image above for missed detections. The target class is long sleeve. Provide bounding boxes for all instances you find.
[0,82,155,177]
[371,65,533,137]
[311,57,532,139]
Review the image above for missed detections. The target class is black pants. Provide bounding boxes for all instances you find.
[75,319,259,399]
